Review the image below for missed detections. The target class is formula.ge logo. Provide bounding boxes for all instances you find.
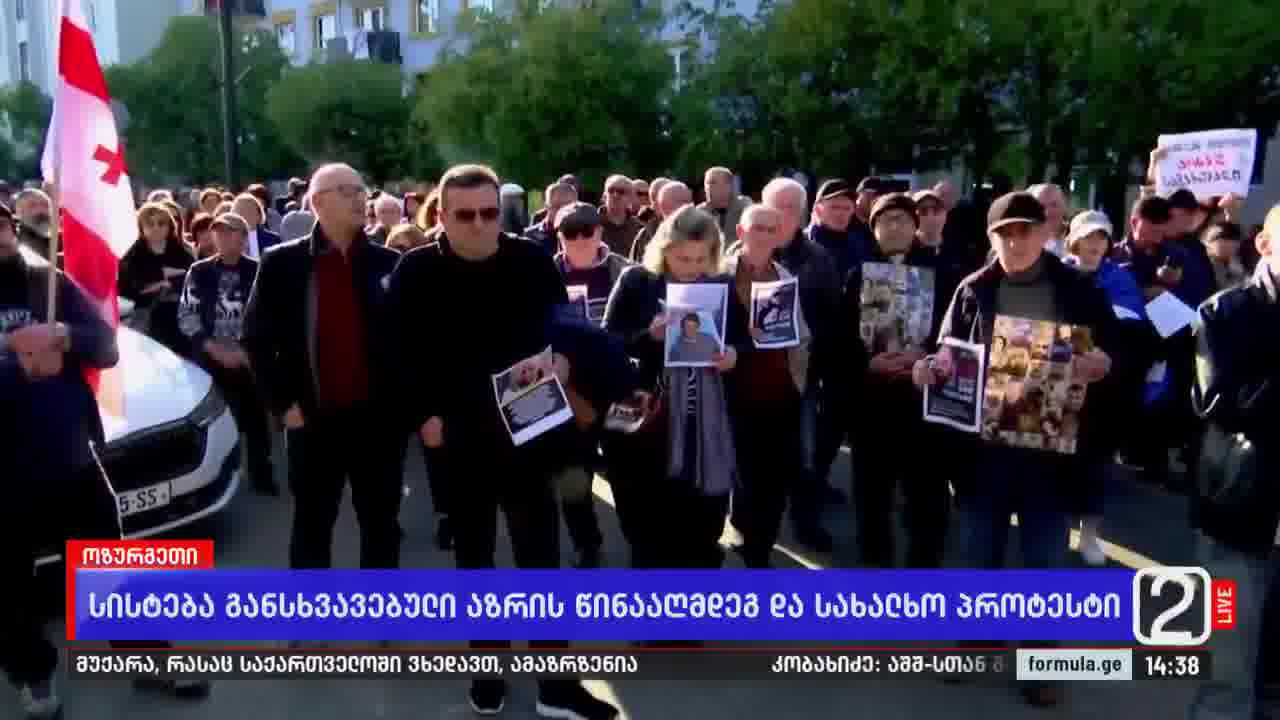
[1132,567,1235,646]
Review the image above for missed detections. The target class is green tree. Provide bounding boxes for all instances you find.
[417,0,675,190]
[0,82,53,181]
[266,59,409,184]
[104,16,299,187]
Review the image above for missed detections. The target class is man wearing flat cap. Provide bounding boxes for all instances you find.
[180,212,276,495]
[911,191,1122,708]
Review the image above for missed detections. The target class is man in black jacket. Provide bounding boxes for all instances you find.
[762,177,845,552]
[387,164,619,720]
[1188,205,1280,720]
[0,203,209,717]
[913,192,1117,708]
[243,163,405,572]
[179,212,275,495]
[232,194,282,260]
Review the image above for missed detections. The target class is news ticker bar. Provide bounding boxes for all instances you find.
[68,648,1210,683]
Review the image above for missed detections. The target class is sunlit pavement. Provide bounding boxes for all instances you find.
[10,442,1258,719]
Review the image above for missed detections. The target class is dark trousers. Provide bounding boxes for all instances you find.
[554,465,604,553]
[792,378,846,534]
[422,444,451,516]
[0,459,170,686]
[854,425,952,569]
[604,420,728,569]
[207,362,272,476]
[730,401,802,567]
[286,406,404,569]
[449,450,566,652]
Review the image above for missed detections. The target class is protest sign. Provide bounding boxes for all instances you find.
[1155,128,1257,200]
[859,263,935,355]
[491,346,573,446]
[750,277,801,349]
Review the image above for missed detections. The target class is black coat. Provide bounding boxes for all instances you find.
[936,252,1130,490]
[1191,266,1280,551]
[242,227,401,420]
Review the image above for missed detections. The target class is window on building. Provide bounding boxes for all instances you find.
[276,21,296,54]
[313,13,338,49]
[358,7,385,31]
[16,0,25,21]
[465,0,495,13]
[413,0,440,34]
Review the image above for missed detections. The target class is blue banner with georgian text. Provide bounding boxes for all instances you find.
[74,569,1136,642]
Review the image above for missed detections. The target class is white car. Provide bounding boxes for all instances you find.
[29,249,241,566]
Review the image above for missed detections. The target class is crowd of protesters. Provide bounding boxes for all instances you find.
[0,153,1276,720]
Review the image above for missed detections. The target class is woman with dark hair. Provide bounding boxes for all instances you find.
[189,212,217,260]
[118,202,195,356]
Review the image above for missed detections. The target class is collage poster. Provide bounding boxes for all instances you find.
[858,262,936,355]
[982,315,1094,454]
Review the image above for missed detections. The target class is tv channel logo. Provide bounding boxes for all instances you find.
[1132,567,1236,646]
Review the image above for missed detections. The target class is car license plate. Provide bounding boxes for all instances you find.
[117,482,172,517]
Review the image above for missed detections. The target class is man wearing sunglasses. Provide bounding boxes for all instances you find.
[243,163,406,576]
[599,174,643,258]
[386,165,621,720]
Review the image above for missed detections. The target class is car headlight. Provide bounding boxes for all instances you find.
[189,386,228,428]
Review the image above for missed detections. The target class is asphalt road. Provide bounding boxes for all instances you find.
[8,442,1257,720]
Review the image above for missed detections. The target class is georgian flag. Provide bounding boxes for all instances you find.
[41,0,133,413]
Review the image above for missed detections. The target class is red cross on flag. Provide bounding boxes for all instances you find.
[41,0,134,414]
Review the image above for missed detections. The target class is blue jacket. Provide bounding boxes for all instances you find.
[1066,257,1147,322]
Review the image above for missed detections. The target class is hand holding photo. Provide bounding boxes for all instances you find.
[565,285,590,323]
[664,283,728,368]
[750,278,800,349]
[491,346,574,446]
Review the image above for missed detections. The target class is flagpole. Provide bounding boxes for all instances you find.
[46,156,62,321]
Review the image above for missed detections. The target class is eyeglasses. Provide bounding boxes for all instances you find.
[748,224,779,234]
[560,224,598,240]
[315,184,368,199]
[452,207,500,224]
[606,187,630,196]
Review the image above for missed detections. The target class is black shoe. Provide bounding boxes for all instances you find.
[468,677,506,716]
[132,676,213,700]
[536,680,619,720]
[436,515,454,551]
[574,546,602,569]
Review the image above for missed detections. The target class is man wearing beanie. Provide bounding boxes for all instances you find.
[841,193,951,569]
[912,191,1123,708]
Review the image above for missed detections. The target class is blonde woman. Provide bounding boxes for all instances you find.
[385,223,428,253]
[602,205,744,572]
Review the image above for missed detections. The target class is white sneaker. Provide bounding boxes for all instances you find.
[18,677,61,720]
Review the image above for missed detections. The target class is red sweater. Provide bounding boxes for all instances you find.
[315,246,370,409]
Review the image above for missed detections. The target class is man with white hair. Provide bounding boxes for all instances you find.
[762,177,844,553]
[374,193,403,231]
[630,180,691,262]
[700,166,752,238]
[243,163,405,574]
[1029,183,1068,256]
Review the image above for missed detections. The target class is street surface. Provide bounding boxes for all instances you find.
[11,442,1261,719]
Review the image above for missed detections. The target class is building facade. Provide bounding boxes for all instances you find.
[0,0,192,94]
